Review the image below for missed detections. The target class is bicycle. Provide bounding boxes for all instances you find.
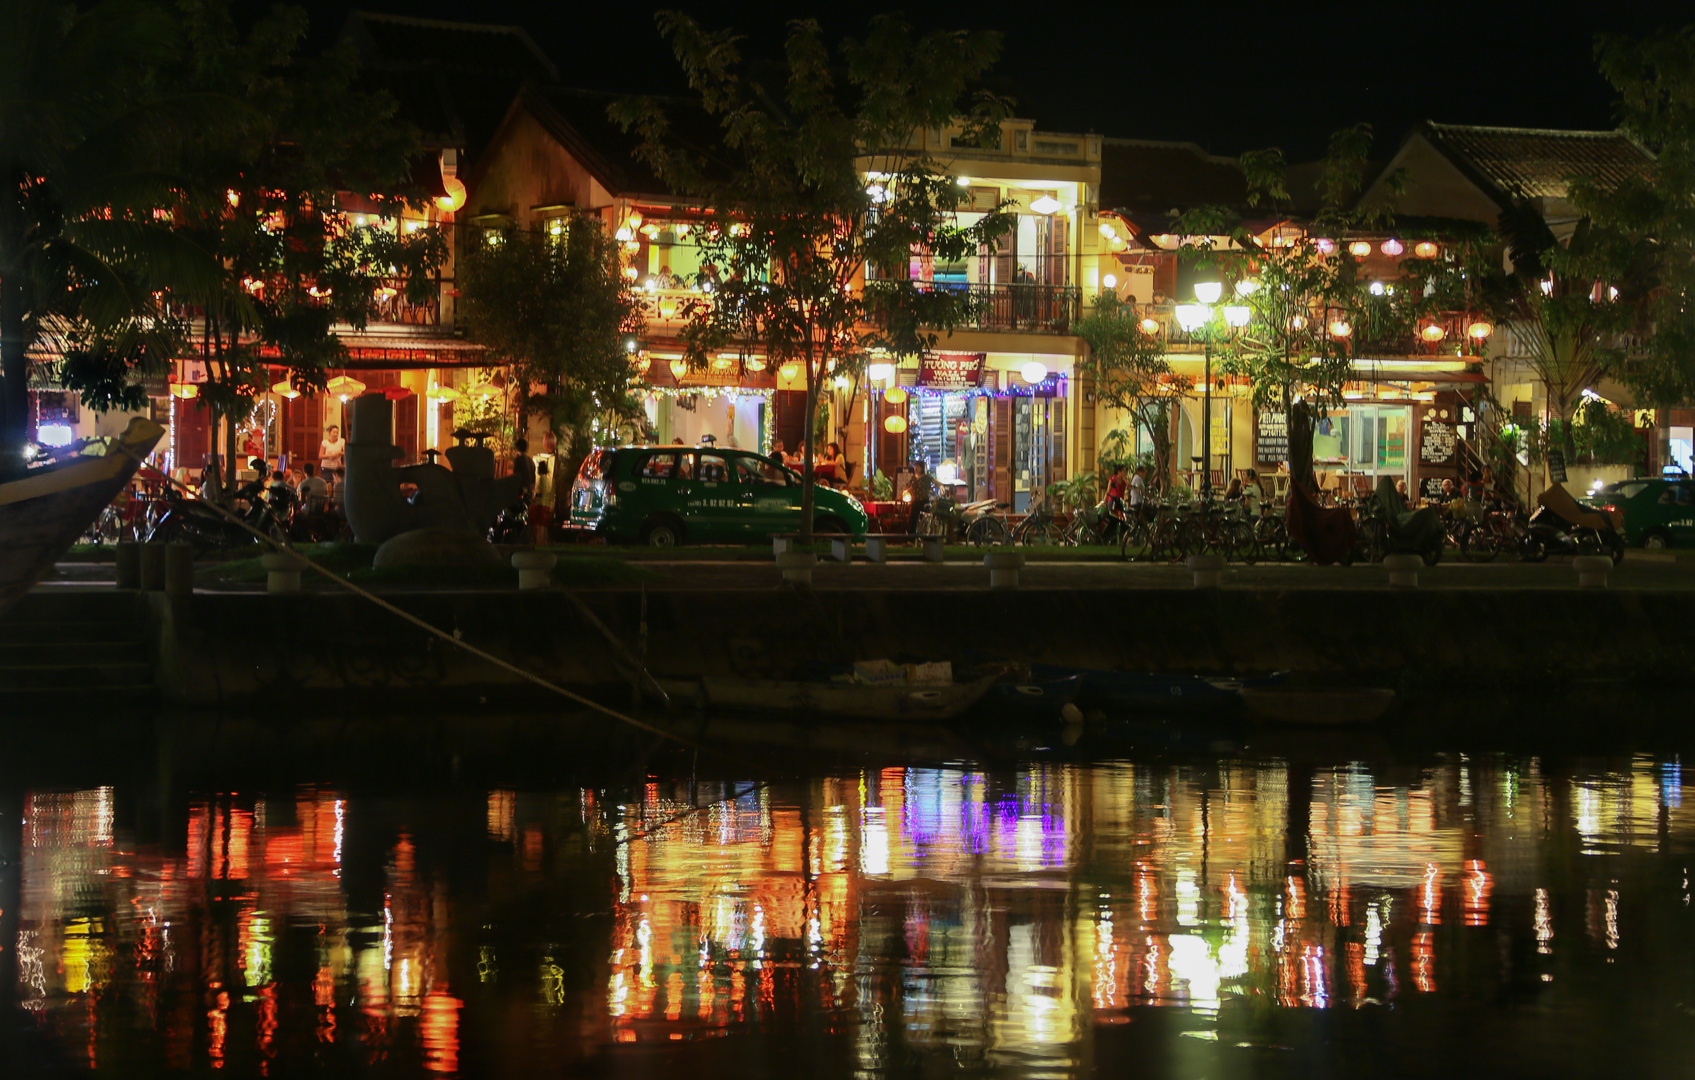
[1011,499,1062,546]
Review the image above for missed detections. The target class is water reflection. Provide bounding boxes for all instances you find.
[14,753,1695,1075]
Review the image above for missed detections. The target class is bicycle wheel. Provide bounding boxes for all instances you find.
[1227,519,1257,563]
[966,515,1008,547]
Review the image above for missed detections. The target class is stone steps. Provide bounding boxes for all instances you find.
[0,590,156,705]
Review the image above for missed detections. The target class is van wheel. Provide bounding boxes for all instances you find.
[642,517,684,547]
[1643,528,1671,550]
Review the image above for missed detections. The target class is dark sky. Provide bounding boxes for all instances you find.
[293,0,1691,161]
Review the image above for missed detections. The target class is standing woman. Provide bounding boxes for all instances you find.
[319,424,346,489]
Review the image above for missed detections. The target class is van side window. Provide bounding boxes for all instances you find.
[698,454,729,483]
[638,453,679,479]
[677,454,694,480]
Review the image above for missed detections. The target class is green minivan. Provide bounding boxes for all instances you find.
[567,445,870,546]
[1589,477,1695,548]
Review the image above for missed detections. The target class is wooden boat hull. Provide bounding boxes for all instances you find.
[1239,687,1395,725]
[0,418,163,616]
[663,675,997,721]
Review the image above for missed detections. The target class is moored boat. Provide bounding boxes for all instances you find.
[0,418,164,617]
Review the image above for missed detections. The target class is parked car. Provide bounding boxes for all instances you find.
[1586,477,1695,548]
[567,445,869,546]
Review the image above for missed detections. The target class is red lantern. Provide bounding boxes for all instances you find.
[383,385,413,400]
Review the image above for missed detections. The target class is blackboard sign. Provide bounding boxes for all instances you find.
[1421,476,1447,500]
[1547,449,1568,483]
[1420,421,1456,465]
[1257,411,1288,462]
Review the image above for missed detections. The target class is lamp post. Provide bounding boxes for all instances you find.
[1173,281,1251,497]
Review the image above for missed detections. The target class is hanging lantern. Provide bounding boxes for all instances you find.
[271,378,298,399]
[1020,361,1048,384]
[744,358,766,373]
[467,382,500,401]
[383,385,413,401]
[883,414,908,434]
[1414,241,1440,259]
[711,356,734,371]
[374,285,399,301]
[1138,317,1161,336]
[778,362,801,382]
[1313,238,1336,255]
[169,381,199,399]
[1288,314,1308,331]
[433,176,467,214]
[1380,238,1404,257]
[1328,319,1353,339]
[669,359,689,380]
[1467,320,1494,341]
[1420,322,1448,343]
[325,375,366,397]
[632,354,652,378]
[884,385,908,405]
[425,384,461,402]
[1347,241,1372,257]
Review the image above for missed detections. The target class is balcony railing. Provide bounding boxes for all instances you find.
[918,281,1080,334]
[1135,303,1490,359]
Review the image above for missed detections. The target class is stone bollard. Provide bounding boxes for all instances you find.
[115,542,141,589]
[921,536,945,563]
[772,535,794,557]
[511,549,558,589]
[261,552,305,594]
[140,542,168,591]
[1573,555,1613,589]
[776,551,816,587]
[1382,552,1423,588]
[984,549,1025,589]
[164,543,194,598]
[1185,553,1226,588]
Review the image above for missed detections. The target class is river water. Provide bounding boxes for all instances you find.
[10,748,1695,1077]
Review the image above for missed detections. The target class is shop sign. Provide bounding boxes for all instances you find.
[1547,449,1567,483]
[918,353,985,389]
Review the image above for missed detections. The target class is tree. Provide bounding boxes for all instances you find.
[1174,125,1480,493]
[156,0,445,491]
[0,0,219,464]
[1565,27,1695,412]
[616,13,1014,539]
[1073,293,1187,491]
[456,217,645,481]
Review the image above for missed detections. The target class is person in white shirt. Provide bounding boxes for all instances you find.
[319,424,346,483]
[1128,465,1147,510]
[297,462,330,512]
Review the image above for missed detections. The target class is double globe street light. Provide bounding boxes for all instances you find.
[1173,280,1252,497]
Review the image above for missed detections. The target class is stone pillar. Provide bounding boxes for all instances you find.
[512,549,558,589]
[776,551,816,587]
[262,552,305,593]
[1185,553,1225,588]
[1382,552,1422,588]
[1573,555,1613,589]
[115,541,142,589]
[140,542,168,591]
[163,543,194,598]
[984,550,1025,588]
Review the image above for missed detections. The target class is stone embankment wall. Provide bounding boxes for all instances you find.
[140,587,1695,708]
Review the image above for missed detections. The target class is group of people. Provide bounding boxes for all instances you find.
[768,439,848,485]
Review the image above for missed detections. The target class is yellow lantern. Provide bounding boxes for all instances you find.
[744,357,766,373]
[1328,319,1353,339]
[1414,241,1440,259]
[1347,241,1372,257]
[468,382,500,400]
[434,176,467,214]
[778,362,801,382]
[425,384,461,402]
[1288,314,1308,331]
[169,381,198,400]
[883,414,908,434]
[1467,320,1494,341]
[325,375,366,397]
[1420,322,1448,343]
[271,378,300,400]
[632,354,652,378]
[883,386,908,405]
[670,359,689,380]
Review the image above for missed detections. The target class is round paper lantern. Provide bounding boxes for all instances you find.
[883,414,908,434]
[1313,238,1335,254]
[1380,238,1404,256]
[1348,241,1372,257]
[1467,320,1494,341]
[1420,323,1448,343]
[1414,241,1440,259]
[883,386,908,405]
[325,375,366,397]
[1021,361,1048,384]
[1328,319,1353,339]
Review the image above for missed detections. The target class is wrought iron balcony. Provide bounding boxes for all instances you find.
[918,281,1081,334]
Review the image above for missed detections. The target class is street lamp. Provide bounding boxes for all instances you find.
[1173,282,1248,496]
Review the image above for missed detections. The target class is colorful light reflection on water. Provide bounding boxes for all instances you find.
[13,753,1695,1076]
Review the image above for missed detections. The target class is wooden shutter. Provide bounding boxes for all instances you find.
[176,399,213,469]
[394,393,419,462]
[994,230,1014,287]
[992,397,1013,504]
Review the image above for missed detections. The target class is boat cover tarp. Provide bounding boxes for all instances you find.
[1373,476,1445,552]
[1285,481,1356,564]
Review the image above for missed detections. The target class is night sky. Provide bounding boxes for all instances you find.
[294,0,1691,161]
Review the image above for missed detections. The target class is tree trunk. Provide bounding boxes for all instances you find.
[800,355,817,544]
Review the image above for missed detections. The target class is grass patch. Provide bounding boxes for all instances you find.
[62,543,120,562]
[204,542,378,583]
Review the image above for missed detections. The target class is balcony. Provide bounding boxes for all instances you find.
[1135,304,1490,359]
[922,282,1081,334]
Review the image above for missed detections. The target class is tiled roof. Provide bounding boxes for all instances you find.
[1421,122,1653,201]
[1099,139,1249,216]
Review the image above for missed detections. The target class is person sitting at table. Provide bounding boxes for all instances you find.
[1395,479,1413,509]
[297,462,330,513]
[814,442,843,484]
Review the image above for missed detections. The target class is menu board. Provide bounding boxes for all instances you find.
[1421,476,1447,500]
[917,353,986,389]
[1257,411,1288,462]
[1420,421,1456,465]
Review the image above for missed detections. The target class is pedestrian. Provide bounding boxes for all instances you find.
[1129,464,1148,514]
[512,438,536,496]
[1105,464,1128,513]
[320,424,346,485]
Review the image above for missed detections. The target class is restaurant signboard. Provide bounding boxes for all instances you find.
[918,353,986,389]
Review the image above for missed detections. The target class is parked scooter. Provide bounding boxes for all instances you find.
[148,483,286,551]
[1520,484,1625,564]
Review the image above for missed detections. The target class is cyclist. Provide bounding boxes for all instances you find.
[1105,463,1128,513]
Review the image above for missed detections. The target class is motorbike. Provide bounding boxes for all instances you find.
[489,497,531,543]
[1520,484,1626,564]
[148,483,287,551]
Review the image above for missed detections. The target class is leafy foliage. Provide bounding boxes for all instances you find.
[457,219,645,477]
[615,12,1013,536]
[1073,296,1185,489]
